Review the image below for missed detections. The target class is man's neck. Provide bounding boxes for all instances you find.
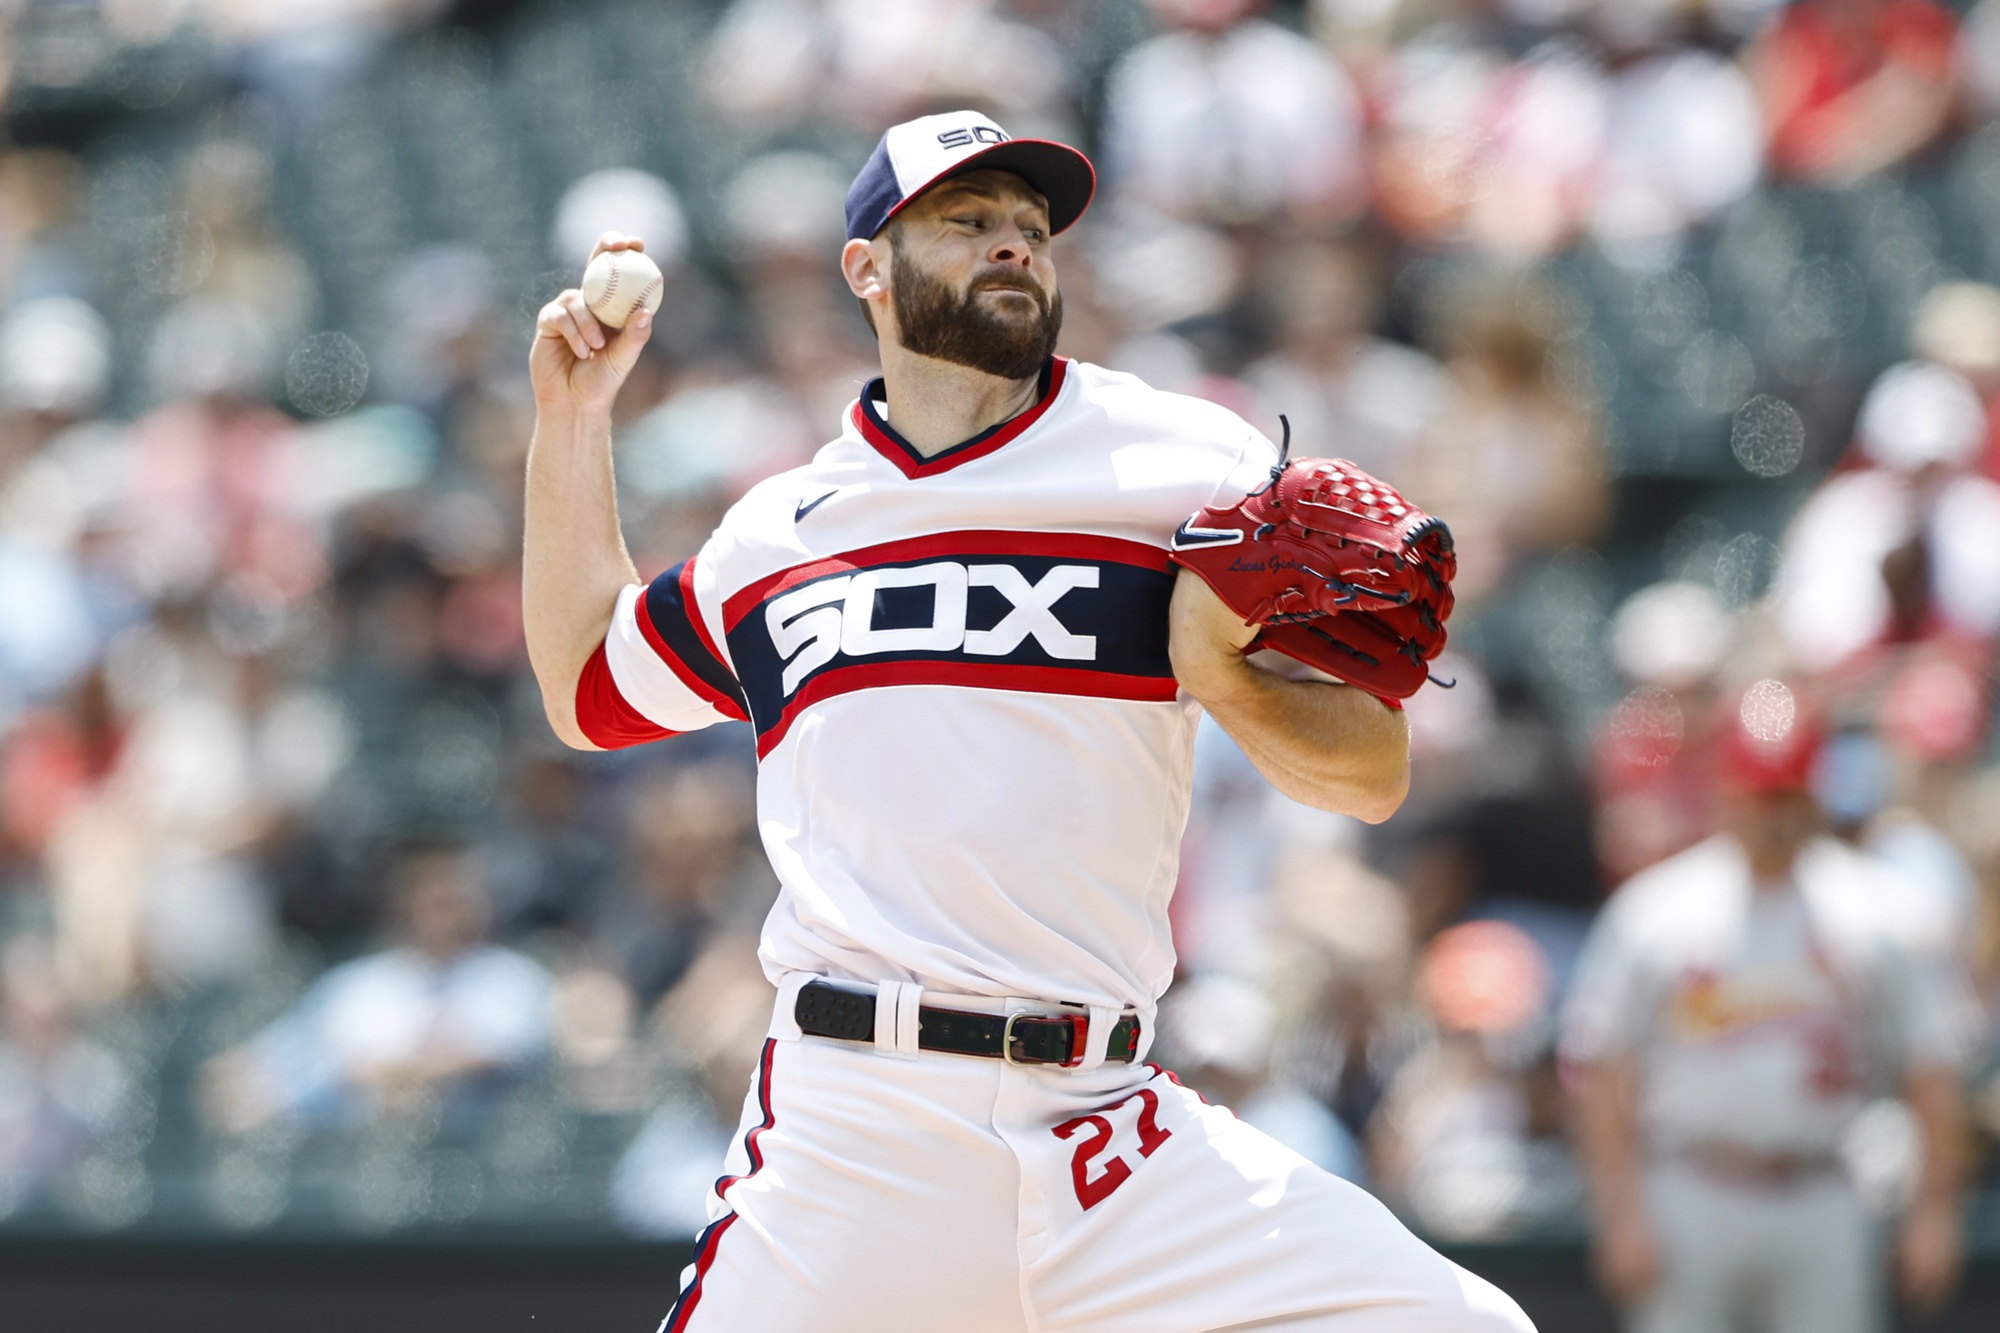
[877,343,1042,457]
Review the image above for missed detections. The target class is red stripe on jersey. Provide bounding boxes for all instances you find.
[856,357,1068,480]
[664,1038,779,1333]
[574,639,676,750]
[636,564,749,722]
[755,660,1180,758]
[723,528,1169,632]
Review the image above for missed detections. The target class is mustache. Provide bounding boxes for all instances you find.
[970,270,1045,299]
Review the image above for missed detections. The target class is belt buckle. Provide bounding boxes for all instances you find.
[1003,1010,1086,1066]
[1002,1010,1034,1066]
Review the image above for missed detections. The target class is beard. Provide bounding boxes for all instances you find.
[891,248,1063,382]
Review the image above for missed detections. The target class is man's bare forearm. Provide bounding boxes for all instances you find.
[522,404,638,749]
[1571,1060,1647,1219]
[1167,570,1410,821]
[1905,1065,1965,1211]
[1188,664,1409,821]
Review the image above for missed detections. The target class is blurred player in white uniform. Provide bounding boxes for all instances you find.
[521,110,1533,1333]
[1563,686,1977,1333]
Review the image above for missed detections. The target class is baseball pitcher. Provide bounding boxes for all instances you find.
[523,110,1525,1333]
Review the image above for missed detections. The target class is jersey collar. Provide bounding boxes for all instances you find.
[852,357,1068,480]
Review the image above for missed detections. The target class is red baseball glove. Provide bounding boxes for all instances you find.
[1169,427,1456,701]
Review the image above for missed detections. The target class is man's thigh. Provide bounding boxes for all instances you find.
[1630,1168,1751,1333]
[1007,1067,1535,1333]
[661,1038,1030,1333]
[1769,1182,1878,1333]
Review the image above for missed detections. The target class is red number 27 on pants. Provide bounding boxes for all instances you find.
[1052,1087,1173,1210]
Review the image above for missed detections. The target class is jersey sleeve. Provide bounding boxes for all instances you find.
[574,555,750,750]
[1873,941,1983,1076]
[1198,420,1283,512]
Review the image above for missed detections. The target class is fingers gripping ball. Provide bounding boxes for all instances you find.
[580,248,665,330]
[1170,422,1456,700]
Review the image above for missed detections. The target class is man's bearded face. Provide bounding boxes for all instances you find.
[890,244,1063,382]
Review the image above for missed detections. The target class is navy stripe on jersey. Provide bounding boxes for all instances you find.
[855,358,1061,479]
[641,559,749,720]
[722,532,1177,756]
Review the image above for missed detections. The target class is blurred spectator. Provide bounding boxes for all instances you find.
[173,140,318,344]
[1749,0,1959,187]
[1242,236,1446,480]
[0,148,91,307]
[124,297,319,602]
[701,0,1073,134]
[1369,24,1508,246]
[1564,683,1979,1328]
[1407,278,1610,605]
[1909,279,2000,482]
[1371,919,1575,1240]
[1816,730,1981,961]
[477,748,617,935]
[1586,12,1765,266]
[201,845,551,1132]
[0,296,111,426]
[1103,0,1366,226]
[593,759,767,1007]
[0,936,136,1219]
[203,0,454,114]
[1158,973,1367,1182]
[611,929,772,1237]
[1462,38,1608,261]
[1593,581,1737,885]
[1776,359,2000,671]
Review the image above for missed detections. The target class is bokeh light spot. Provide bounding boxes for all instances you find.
[1731,394,1806,477]
[285,332,369,417]
[1738,678,1797,744]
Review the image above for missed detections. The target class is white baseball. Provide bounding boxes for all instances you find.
[579,247,664,330]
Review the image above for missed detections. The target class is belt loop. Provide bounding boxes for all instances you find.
[875,981,921,1059]
[895,984,922,1057]
[1074,1005,1118,1072]
[768,972,813,1041]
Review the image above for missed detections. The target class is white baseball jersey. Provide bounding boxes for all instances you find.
[1559,834,1976,1156]
[578,358,1277,1015]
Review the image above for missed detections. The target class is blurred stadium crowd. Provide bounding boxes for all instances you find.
[0,0,1998,1254]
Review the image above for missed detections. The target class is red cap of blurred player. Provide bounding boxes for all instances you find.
[1720,679,1823,792]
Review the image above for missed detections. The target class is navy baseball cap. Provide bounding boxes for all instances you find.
[845,110,1096,243]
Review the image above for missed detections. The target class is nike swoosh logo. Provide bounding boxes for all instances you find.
[795,490,839,522]
[1170,519,1244,549]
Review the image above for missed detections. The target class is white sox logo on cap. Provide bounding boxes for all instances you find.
[844,110,1097,243]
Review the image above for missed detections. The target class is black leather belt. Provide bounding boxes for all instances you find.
[795,980,1140,1066]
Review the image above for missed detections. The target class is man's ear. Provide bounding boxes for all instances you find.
[842,237,888,304]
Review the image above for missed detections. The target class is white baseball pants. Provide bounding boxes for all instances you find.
[657,999,1534,1333]
[1630,1163,1876,1333]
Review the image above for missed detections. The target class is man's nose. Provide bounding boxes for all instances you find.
[988,226,1035,267]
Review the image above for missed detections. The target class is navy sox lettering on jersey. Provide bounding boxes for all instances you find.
[732,534,1176,755]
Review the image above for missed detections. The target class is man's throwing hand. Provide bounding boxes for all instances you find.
[531,231,656,415]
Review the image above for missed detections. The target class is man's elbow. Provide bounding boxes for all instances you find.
[1347,756,1410,824]
[538,679,604,753]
